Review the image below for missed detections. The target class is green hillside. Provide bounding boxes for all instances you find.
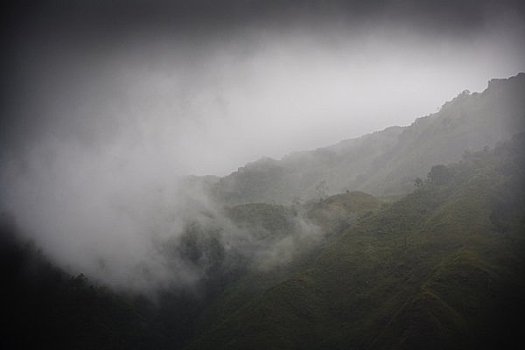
[185,134,525,350]
[2,75,524,350]
[195,191,383,332]
[4,135,522,350]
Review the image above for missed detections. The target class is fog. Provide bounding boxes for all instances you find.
[1,0,524,291]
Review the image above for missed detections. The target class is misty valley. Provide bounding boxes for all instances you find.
[2,1,525,349]
[2,73,525,349]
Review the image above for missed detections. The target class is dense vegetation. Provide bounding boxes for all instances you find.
[186,133,525,350]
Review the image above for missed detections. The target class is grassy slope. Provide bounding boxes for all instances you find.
[195,192,383,337]
[186,136,525,350]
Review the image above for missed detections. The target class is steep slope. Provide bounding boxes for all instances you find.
[186,134,525,350]
[211,73,525,205]
[192,191,383,339]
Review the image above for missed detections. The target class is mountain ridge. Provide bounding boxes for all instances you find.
[2,73,524,350]
[204,73,525,205]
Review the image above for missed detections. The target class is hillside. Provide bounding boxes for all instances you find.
[2,74,524,350]
[185,134,525,350]
[0,187,384,350]
[0,219,169,349]
[210,73,525,205]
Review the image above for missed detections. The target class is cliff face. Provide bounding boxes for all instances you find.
[210,73,525,205]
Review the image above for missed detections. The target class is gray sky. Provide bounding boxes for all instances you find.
[2,0,525,176]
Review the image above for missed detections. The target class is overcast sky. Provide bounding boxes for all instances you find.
[2,0,524,176]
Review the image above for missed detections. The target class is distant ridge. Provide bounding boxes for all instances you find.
[203,73,525,205]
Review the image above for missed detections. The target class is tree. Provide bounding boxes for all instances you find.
[427,165,452,185]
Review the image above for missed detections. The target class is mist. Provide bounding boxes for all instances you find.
[1,0,524,292]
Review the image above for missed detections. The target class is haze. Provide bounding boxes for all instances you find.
[1,0,524,290]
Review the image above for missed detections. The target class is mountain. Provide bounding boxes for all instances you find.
[185,133,525,350]
[2,74,524,350]
[210,73,525,205]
